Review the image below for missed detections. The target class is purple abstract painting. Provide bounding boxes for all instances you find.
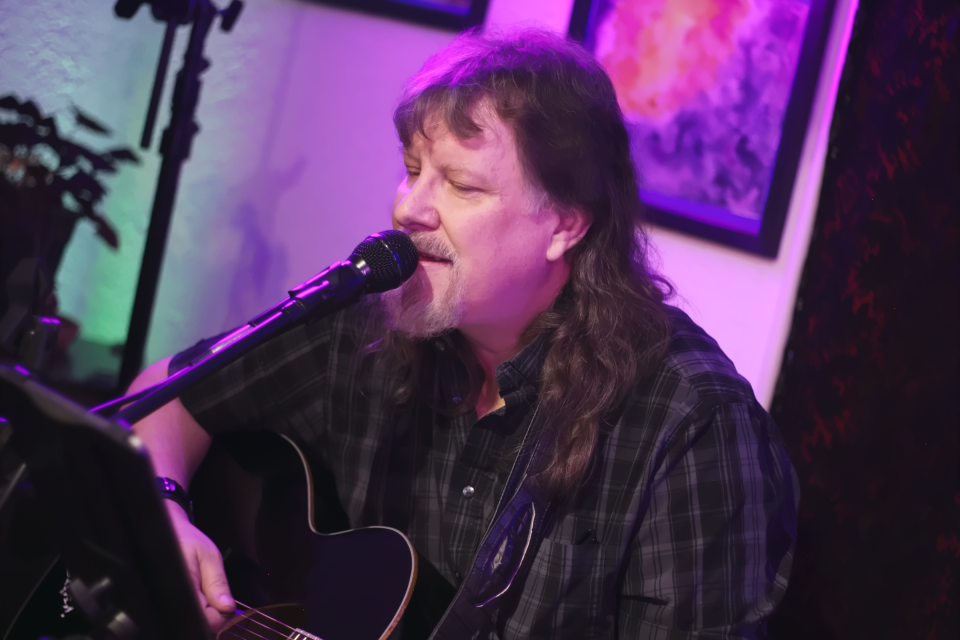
[585,0,813,236]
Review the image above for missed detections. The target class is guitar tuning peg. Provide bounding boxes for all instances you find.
[220,0,243,32]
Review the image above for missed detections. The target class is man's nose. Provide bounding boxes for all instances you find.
[393,176,441,232]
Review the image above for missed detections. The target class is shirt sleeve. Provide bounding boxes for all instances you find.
[172,313,342,439]
[618,401,800,639]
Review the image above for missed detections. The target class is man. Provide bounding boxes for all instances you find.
[130,28,798,639]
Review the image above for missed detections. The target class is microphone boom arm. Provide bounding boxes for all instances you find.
[102,225,417,425]
[110,259,366,426]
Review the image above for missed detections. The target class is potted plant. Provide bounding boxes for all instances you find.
[0,94,139,342]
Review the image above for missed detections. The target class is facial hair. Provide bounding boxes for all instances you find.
[379,232,466,339]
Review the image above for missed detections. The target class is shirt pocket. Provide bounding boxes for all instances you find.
[502,537,618,639]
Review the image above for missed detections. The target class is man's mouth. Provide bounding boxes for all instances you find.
[418,250,451,263]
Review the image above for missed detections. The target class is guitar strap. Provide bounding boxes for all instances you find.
[427,407,558,639]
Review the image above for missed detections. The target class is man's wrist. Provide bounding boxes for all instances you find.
[155,476,194,524]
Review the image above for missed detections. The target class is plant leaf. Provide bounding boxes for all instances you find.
[105,147,140,164]
[49,174,72,199]
[72,105,111,135]
[55,139,114,173]
[83,148,115,173]
[0,121,43,147]
[0,94,22,111]
[17,100,43,123]
[0,95,45,121]
[35,116,60,140]
[85,207,120,248]
[53,139,81,167]
[64,170,106,203]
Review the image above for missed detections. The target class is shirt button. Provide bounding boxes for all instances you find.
[435,341,446,351]
[462,485,475,498]
[452,396,461,404]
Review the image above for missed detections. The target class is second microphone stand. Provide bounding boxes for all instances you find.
[116,0,242,392]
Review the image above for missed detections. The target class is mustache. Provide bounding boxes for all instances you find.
[408,231,457,262]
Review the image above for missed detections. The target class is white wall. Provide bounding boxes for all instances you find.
[1,0,856,407]
[489,0,858,408]
[645,0,858,407]
[1,0,456,363]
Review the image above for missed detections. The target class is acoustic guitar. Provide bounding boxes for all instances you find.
[190,433,419,640]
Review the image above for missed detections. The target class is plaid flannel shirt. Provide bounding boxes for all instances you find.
[178,303,799,639]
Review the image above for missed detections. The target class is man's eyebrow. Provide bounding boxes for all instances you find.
[440,163,484,182]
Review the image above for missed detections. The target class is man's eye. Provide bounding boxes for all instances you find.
[451,182,477,194]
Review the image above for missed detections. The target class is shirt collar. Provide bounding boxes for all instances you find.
[494,329,553,397]
[429,328,553,410]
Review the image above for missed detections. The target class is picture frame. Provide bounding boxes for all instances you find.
[312,0,490,31]
[569,0,839,257]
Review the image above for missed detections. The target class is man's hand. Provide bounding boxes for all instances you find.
[165,501,235,631]
[127,357,229,629]
[128,357,235,629]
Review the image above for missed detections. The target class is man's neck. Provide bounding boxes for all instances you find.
[464,330,517,417]
[458,259,571,418]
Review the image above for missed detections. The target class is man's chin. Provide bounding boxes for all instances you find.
[381,302,461,339]
[380,284,462,340]
[379,255,465,339]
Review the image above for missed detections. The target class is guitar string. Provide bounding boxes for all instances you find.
[215,603,293,640]
[223,609,297,640]
[225,614,292,640]
[220,624,274,640]
[232,599,301,638]
[229,617,292,640]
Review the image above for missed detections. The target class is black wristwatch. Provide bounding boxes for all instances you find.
[154,477,194,524]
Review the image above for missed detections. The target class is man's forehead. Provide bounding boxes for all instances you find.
[404,100,511,155]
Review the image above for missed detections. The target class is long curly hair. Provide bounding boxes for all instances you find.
[386,28,673,498]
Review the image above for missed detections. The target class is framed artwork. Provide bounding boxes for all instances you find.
[313,0,490,31]
[569,0,839,257]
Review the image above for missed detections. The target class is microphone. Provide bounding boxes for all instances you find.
[348,230,421,293]
[199,229,419,361]
[290,229,420,299]
[106,231,418,424]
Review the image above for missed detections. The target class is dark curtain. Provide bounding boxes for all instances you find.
[768,0,959,638]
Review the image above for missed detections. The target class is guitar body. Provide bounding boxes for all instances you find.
[221,526,416,640]
[190,432,417,640]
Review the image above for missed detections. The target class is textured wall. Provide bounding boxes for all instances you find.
[0,0,847,408]
[0,0,163,348]
[0,0,454,364]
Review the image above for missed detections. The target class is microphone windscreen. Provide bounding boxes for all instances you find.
[351,230,419,293]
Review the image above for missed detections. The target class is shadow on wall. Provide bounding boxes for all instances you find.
[226,157,309,326]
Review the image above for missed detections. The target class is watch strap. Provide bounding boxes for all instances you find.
[154,476,194,524]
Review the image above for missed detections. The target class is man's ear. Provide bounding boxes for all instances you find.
[546,207,592,262]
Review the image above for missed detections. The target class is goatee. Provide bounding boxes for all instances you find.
[379,232,465,339]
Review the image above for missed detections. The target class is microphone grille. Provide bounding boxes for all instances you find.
[351,230,419,293]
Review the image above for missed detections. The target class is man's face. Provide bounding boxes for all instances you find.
[382,103,567,340]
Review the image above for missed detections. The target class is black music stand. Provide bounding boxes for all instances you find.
[0,363,210,640]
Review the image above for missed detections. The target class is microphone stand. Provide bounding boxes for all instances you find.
[99,223,417,422]
[102,259,367,425]
[115,0,243,393]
